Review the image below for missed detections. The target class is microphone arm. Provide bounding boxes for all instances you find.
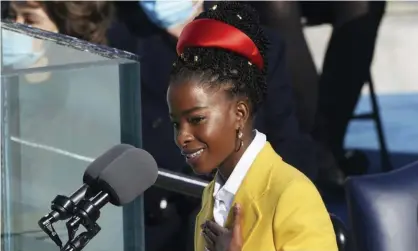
[38,185,89,248]
[38,212,63,248]
[61,232,94,251]
[62,192,110,251]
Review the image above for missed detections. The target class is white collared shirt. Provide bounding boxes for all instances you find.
[212,130,267,226]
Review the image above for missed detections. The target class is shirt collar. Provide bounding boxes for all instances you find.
[213,130,267,198]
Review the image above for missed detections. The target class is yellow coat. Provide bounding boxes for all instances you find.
[195,142,338,251]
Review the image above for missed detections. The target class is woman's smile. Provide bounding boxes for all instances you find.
[183,148,205,166]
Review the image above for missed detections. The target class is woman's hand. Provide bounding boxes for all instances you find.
[201,204,243,251]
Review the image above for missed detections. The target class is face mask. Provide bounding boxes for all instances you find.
[139,0,201,29]
[1,29,44,68]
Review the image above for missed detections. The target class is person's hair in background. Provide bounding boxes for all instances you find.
[168,2,270,176]
[6,1,114,44]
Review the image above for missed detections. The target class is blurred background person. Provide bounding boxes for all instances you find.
[139,0,203,39]
[2,1,115,75]
[250,1,386,176]
[1,0,117,143]
[5,1,114,43]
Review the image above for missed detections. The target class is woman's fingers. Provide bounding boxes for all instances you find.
[202,231,214,251]
[203,227,217,243]
[205,220,225,235]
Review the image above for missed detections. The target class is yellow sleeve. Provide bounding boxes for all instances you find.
[273,179,338,251]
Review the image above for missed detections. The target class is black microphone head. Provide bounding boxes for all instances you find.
[97,148,159,206]
[83,144,134,185]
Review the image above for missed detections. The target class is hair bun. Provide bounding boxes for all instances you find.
[210,1,260,25]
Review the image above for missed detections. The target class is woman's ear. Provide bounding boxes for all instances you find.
[235,100,250,129]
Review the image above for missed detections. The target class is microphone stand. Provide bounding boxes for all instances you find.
[38,193,84,249]
[38,215,63,248]
[61,231,97,251]
[61,192,109,251]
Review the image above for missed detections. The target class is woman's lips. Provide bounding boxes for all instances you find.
[182,148,205,164]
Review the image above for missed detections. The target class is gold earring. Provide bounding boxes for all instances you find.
[235,129,244,152]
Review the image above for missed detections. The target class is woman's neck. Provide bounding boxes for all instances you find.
[217,130,256,180]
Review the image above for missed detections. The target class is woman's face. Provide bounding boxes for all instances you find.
[4,2,57,71]
[10,1,58,33]
[167,81,242,175]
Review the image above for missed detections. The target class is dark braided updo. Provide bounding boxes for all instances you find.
[170,1,269,115]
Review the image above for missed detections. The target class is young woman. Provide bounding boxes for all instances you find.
[167,2,338,251]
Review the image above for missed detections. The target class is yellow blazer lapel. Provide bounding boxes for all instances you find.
[224,143,275,249]
[224,188,262,249]
[195,182,215,251]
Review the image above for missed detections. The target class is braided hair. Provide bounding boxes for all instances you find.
[170,2,269,115]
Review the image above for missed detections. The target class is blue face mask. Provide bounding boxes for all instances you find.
[2,29,44,68]
[139,0,200,29]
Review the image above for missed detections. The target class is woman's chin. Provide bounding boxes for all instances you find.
[190,164,214,176]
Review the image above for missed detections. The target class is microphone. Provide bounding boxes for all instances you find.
[63,148,159,251]
[38,144,134,247]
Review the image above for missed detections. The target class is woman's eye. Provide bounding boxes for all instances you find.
[189,117,205,125]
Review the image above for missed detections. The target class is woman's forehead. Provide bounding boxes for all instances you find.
[168,82,231,113]
[11,1,47,19]
[11,1,42,10]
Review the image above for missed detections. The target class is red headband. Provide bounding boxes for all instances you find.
[176,18,264,70]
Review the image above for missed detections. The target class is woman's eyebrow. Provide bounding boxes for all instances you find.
[169,106,208,117]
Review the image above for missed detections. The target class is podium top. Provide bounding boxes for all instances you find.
[1,21,139,75]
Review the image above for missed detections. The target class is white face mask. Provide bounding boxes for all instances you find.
[139,0,202,29]
[1,29,44,68]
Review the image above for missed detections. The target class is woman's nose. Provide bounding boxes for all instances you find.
[15,15,24,24]
[176,128,194,148]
